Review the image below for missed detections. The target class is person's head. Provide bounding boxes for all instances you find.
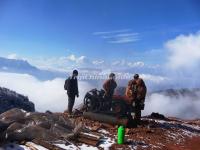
[109,73,116,80]
[72,70,78,77]
[134,74,139,80]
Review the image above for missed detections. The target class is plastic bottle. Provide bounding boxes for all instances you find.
[117,125,125,144]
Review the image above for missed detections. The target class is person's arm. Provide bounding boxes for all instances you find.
[114,81,117,89]
[66,77,71,94]
[103,80,108,91]
[141,79,147,97]
[126,80,132,97]
[75,78,79,97]
[103,80,110,95]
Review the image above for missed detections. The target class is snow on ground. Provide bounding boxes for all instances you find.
[17,137,114,150]
[55,143,98,150]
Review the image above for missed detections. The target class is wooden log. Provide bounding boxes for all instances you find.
[79,132,100,141]
[83,112,128,126]
[32,139,66,150]
[77,137,99,147]
[89,131,103,138]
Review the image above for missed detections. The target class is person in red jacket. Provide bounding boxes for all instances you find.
[127,74,147,123]
[103,73,117,99]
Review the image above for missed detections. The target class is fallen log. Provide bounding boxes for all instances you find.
[83,112,128,126]
[79,132,101,141]
[32,139,66,150]
[90,131,104,137]
[77,137,100,147]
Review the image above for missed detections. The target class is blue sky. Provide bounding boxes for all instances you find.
[0,0,200,69]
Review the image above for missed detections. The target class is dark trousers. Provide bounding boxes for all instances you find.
[104,94,113,110]
[135,101,142,122]
[68,95,75,114]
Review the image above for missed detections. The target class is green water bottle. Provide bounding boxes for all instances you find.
[117,125,125,144]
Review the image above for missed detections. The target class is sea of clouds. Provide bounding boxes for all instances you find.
[0,71,200,119]
[144,92,200,119]
[0,72,95,112]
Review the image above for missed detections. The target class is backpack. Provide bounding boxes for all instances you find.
[64,78,70,90]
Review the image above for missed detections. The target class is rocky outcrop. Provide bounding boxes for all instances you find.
[0,108,96,149]
[0,87,35,113]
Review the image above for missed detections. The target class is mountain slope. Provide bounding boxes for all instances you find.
[0,57,65,80]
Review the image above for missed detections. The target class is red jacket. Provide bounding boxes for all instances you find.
[127,78,147,101]
[103,79,117,97]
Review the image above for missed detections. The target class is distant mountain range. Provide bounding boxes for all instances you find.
[115,86,200,98]
[0,56,164,78]
[152,88,200,99]
[0,57,66,80]
[0,57,110,80]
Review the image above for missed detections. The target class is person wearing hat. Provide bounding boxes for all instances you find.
[126,74,147,123]
[64,70,79,115]
[103,73,117,100]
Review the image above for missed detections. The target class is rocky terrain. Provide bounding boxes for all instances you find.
[0,87,35,113]
[74,113,200,150]
[0,108,199,150]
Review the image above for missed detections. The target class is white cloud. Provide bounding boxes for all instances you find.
[76,56,87,64]
[93,29,131,35]
[7,53,19,59]
[109,37,139,44]
[67,54,76,61]
[28,54,89,71]
[111,60,145,68]
[140,74,169,84]
[143,92,200,119]
[94,29,140,44]
[127,61,145,67]
[111,60,126,66]
[29,55,145,71]
[67,54,87,64]
[108,33,140,44]
[101,33,138,39]
[92,60,104,65]
[165,31,200,69]
[0,72,94,112]
[111,60,121,66]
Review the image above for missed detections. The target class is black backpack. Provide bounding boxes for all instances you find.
[64,78,70,90]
